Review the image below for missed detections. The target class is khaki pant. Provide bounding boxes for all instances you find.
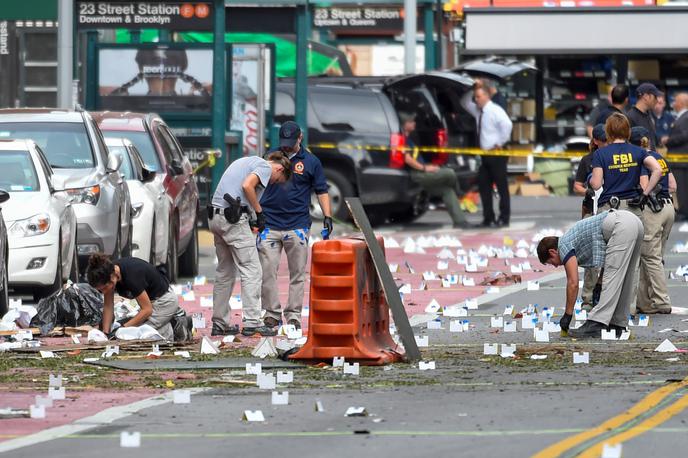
[580,210,600,306]
[258,228,309,324]
[588,210,644,327]
[146,288,185,341]
[637,202,674,313]
[209,214,262,329]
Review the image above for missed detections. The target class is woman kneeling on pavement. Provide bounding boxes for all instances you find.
[87,254,192,341]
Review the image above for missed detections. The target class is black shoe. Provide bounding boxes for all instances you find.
[453,221,471,229]
[264,317,280,328]
[568,320,608,339]
[476,220,497,228]
[241,325,278,337]
[609,324,627,338]
[496,219,509,228]
[287,319,302,331]
[211,324,240,336]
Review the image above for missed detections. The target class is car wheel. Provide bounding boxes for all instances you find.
[310,169,354,222]
[165,220,179,283]
[0,250,8,318]
[35,245,62,302]
[179,224,199,277]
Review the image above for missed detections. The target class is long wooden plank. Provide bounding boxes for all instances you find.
[345,197,421,361]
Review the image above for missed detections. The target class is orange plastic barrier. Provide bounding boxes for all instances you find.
[290,236,404,365]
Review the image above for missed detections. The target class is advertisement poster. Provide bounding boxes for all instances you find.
[230,45,269,157]
[98,47,213,113]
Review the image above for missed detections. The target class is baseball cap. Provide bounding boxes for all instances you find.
[592,124,607,142]
[630,126,650,146]
[636,83,662,97]
[279,121,302,148]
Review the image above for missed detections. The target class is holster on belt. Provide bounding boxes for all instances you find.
[646,184,664,213]
[223,193,242,224]
[206,204,214,220]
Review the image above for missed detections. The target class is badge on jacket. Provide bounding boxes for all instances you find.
[294,161,305,174]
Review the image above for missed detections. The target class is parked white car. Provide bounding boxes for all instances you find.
[0,139,78,300]
[105,138,169,265]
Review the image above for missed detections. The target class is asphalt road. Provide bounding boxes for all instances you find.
[5,195,688,458]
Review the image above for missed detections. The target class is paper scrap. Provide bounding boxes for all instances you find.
[315,400,325,412]
[425,299,441,314]
[242,410,265,422]
[120,431,141,448]
[573,352,589,364]
[418,361,436,371]
[654,339,679,352]
[271,391,289,405]
[173,390,191,404]
[344,407,368,417]
[200,336,220,355]
[530,354,547,360]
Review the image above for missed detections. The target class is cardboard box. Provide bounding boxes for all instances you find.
[518,183,550,196]
[508,100,522,117]
[522,99,536,118]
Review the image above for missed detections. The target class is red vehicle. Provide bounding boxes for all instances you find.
[92,112,199,282]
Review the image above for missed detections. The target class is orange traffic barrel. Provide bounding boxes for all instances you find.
[290,236,404,365]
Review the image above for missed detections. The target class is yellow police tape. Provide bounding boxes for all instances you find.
[308,142,688,163]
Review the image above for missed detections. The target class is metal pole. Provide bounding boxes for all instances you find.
[211,0,227,189]
[57,0,74,108]
[423,3,435,71]
[295,3,310,145]
[403,0,417,74]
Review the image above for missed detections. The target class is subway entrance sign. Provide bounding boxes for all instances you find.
[76,1,213,30]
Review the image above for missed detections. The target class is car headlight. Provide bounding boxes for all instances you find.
[131,202,144,218]
[65,185,100,205]
[10,213,51,237]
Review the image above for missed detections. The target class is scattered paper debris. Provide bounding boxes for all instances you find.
[251,338,277,359]
[573,352,590,364]
[200,336,220,355]
[344,407,368,417]
[242,410,265,422]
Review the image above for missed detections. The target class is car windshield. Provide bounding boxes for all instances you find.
[103,130,160,172]
[0,150,40,192]
[106,145,135,180]
[0,122,95,169]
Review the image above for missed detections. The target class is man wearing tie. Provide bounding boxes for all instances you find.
[462,84,514,227]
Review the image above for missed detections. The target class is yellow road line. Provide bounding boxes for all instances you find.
[577,393,688,458]
[532,378,688,458]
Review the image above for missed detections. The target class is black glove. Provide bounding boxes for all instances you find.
[559,313,572,332]
[323,216,333,237]
[585,187,595,199]
[107,329,118,340]
[627,193,648,210]
[251,211,266,233]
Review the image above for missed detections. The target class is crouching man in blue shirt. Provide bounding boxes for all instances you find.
[259,121,332,330]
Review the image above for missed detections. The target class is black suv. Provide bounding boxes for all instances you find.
[275,81,424,225]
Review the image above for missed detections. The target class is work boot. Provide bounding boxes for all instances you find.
[568,320,608,339]
[264,317,280,328]
[211,324,240,336]
[636,307,671,315]
[288,319,302,331]
[241,325,277,337]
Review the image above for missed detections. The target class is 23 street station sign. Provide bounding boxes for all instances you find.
[76,1,213,30]
[313,6,404,29]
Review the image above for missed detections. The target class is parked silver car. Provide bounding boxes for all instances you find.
[0,189,9,317]
[0,110,132,268]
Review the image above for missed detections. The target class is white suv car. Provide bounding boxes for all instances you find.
[0,139,78,299]
[0,110,132,269]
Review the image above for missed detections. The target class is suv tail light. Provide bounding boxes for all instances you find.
[431,128,449,165]
[389,133,406,169]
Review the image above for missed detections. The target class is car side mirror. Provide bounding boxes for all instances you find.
[169,159,184,175]
[0,189,10,204]
[50,175,67,193]
[106,152,122,173]
[141,167,157,183]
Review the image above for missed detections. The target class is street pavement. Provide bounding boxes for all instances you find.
[2,195,688,457]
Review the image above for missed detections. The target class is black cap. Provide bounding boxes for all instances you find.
[630,126,650,146]
[279,121,301,149]
[636,83,662,97]
[592,124,607,142]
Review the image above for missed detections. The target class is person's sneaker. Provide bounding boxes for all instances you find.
[264,317,280,328]
[242,325,278,337]
[568,320,608,339]
[211,324,239,336]
[636,307,671,314]
[287,319,302,330]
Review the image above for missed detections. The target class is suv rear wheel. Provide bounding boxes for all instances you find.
[310,169,354,222]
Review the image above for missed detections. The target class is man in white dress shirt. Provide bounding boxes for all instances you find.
[462,85,513,227]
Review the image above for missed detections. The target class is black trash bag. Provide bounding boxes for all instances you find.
[30,283,104,335]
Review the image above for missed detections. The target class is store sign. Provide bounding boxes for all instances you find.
[313,6,403,29]
[76,1,212,30]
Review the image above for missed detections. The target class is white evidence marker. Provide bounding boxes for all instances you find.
[575,309,587,321]
[344,407,368,417]
[462,277,476,287]
[30,405,46,419]
[40,351,55,359]
[619,330,631,340]
[573,352,589,364]
[332,356,345,367]
[242,410,265,422]
[257,373,277,390]
[501,344,516,357]
[173,390,191,404]
[522,315,537,329]
[427,320,442,330]
[315,400,325,412]
[229,296,243,310]
[601,443,622,458]
[48,387,65,400]
[465,299,478,310]
[443,306,466,317]
[601,329,617,340]
[422,271,437,281]
[343,362,360,375]
[638,315,650,327]
[388,263,399,273]
[200,336,220,355]
[465,264,478,273]
[503,305,514,316]
[425,299,441,314]
[490,317,504,328]
[120,432,141,448]
[174,351,191,358]
[418,361,436,371]
[534,328,550,343]
[441,278,451,288]
[437,261,449,270]
[276,371,293,384]
[415,335,429,347]
[503,321,517,333]
[543,322,561,333]
[271,391,289,405]
[200,296,213,308]
[449,320,464,333]
[527,281,540,291]
[483,343,498,355]
[510,264,523,274]
[49,374,62,387]
[192,313,206,329]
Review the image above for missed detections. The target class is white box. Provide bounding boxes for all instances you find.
[120,432,141,448]
[483,343,498,355]
[271,391,289,405]
[173,390,191,404]
[573,352,590,364]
